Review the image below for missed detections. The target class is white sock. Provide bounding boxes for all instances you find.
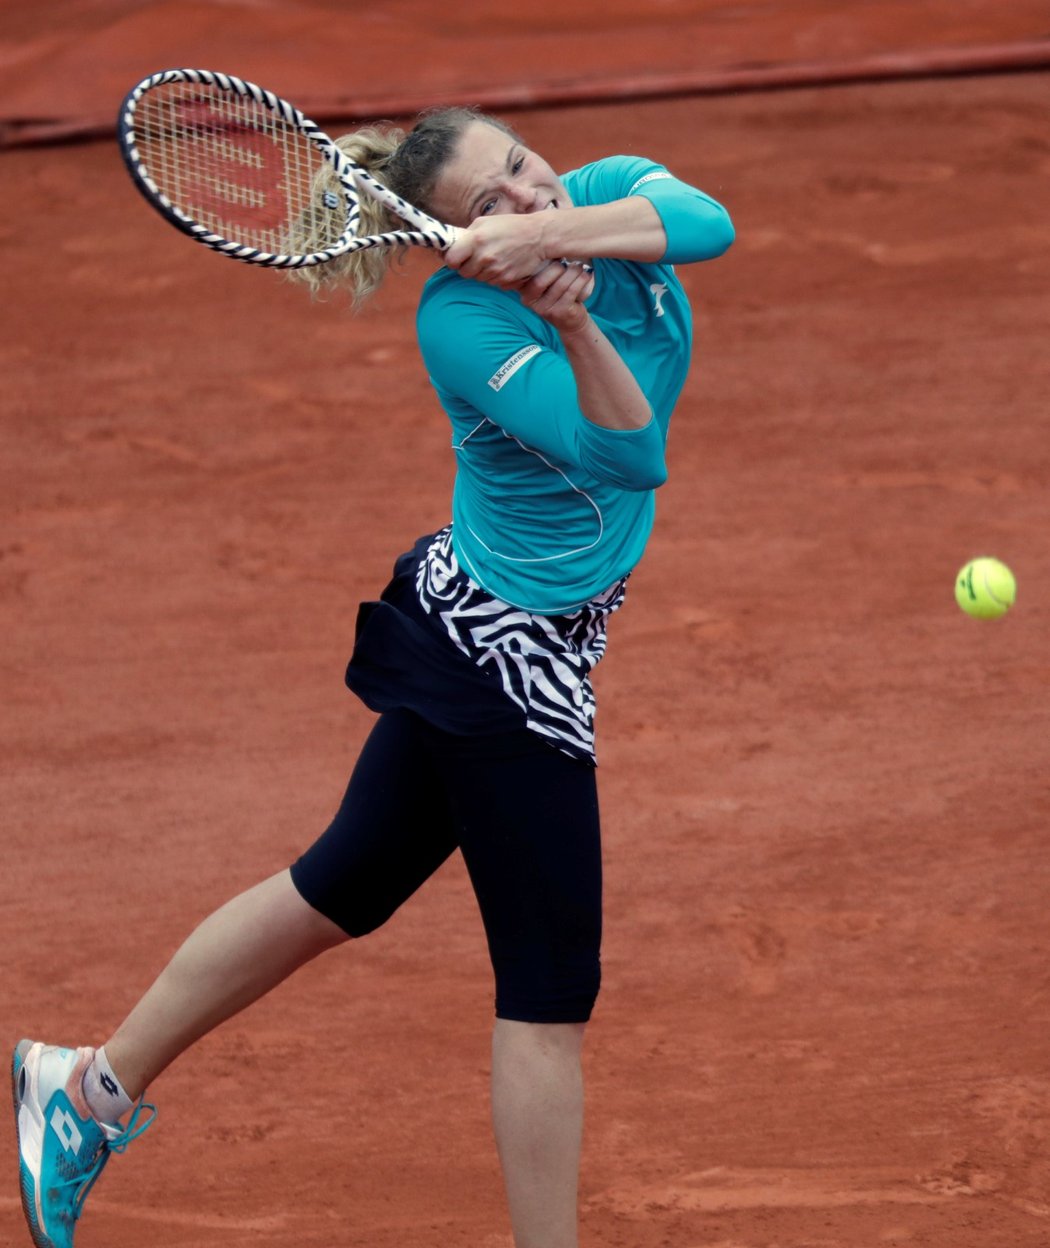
[82,1046,135,1125]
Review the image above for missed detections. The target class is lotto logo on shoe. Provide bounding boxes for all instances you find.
[50,1105,84,1155]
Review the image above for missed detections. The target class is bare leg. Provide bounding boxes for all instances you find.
[491,1019,586,1248]
[105,870,346,1098]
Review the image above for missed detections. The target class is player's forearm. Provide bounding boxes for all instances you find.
[557,312,667,490]
[544,188,735,267]
[541,198,668,264]
[558,313,652,431]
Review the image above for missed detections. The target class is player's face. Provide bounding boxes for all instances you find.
[430,121,570,227]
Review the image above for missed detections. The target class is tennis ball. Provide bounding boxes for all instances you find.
[955,556,1016,619]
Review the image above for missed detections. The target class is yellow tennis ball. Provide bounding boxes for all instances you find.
[955,557,1016,619]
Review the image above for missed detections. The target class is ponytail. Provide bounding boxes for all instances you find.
[288,126,406,306]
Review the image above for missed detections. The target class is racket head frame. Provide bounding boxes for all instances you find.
[117,68,460,269]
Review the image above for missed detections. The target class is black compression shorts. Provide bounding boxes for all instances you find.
[290,708,602,1024]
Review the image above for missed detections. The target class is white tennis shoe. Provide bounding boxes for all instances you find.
[12,1039,155,1248]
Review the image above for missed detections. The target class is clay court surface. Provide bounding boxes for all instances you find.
[2,6,1049,1247]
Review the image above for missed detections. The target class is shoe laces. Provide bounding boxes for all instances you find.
[66,1098,158,1218]
[108,1098,157,1153]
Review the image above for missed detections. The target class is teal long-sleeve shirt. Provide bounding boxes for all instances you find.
[416,154,734,614]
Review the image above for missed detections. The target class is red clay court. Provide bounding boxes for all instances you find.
[3,4,1049,1246]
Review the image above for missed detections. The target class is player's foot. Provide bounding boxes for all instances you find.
[11,1039,156,1248]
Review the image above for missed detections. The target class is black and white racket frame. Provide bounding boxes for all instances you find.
[118,68,460,268]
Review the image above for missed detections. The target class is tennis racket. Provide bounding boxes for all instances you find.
[117,68,460,269]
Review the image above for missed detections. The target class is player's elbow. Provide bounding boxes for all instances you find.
[690,208,735,260]
[599,454,668,492]
[579,419,667,490]
[706,211,735,257]
[651,460,669,489]
[626,459,668,491]
[664,203,735,264]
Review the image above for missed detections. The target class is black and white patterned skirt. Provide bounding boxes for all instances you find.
[344,527,627,765]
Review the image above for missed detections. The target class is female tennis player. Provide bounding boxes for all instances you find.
[13,106,733,1248]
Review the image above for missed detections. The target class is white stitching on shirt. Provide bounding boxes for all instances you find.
[455,422,603,564]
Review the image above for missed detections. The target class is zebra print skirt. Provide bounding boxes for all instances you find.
[344,527,627,765]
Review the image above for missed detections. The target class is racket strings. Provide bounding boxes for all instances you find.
[137,82,333,257]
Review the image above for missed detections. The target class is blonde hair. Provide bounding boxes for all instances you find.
[289,108,522,308]
[289,126,406,306]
